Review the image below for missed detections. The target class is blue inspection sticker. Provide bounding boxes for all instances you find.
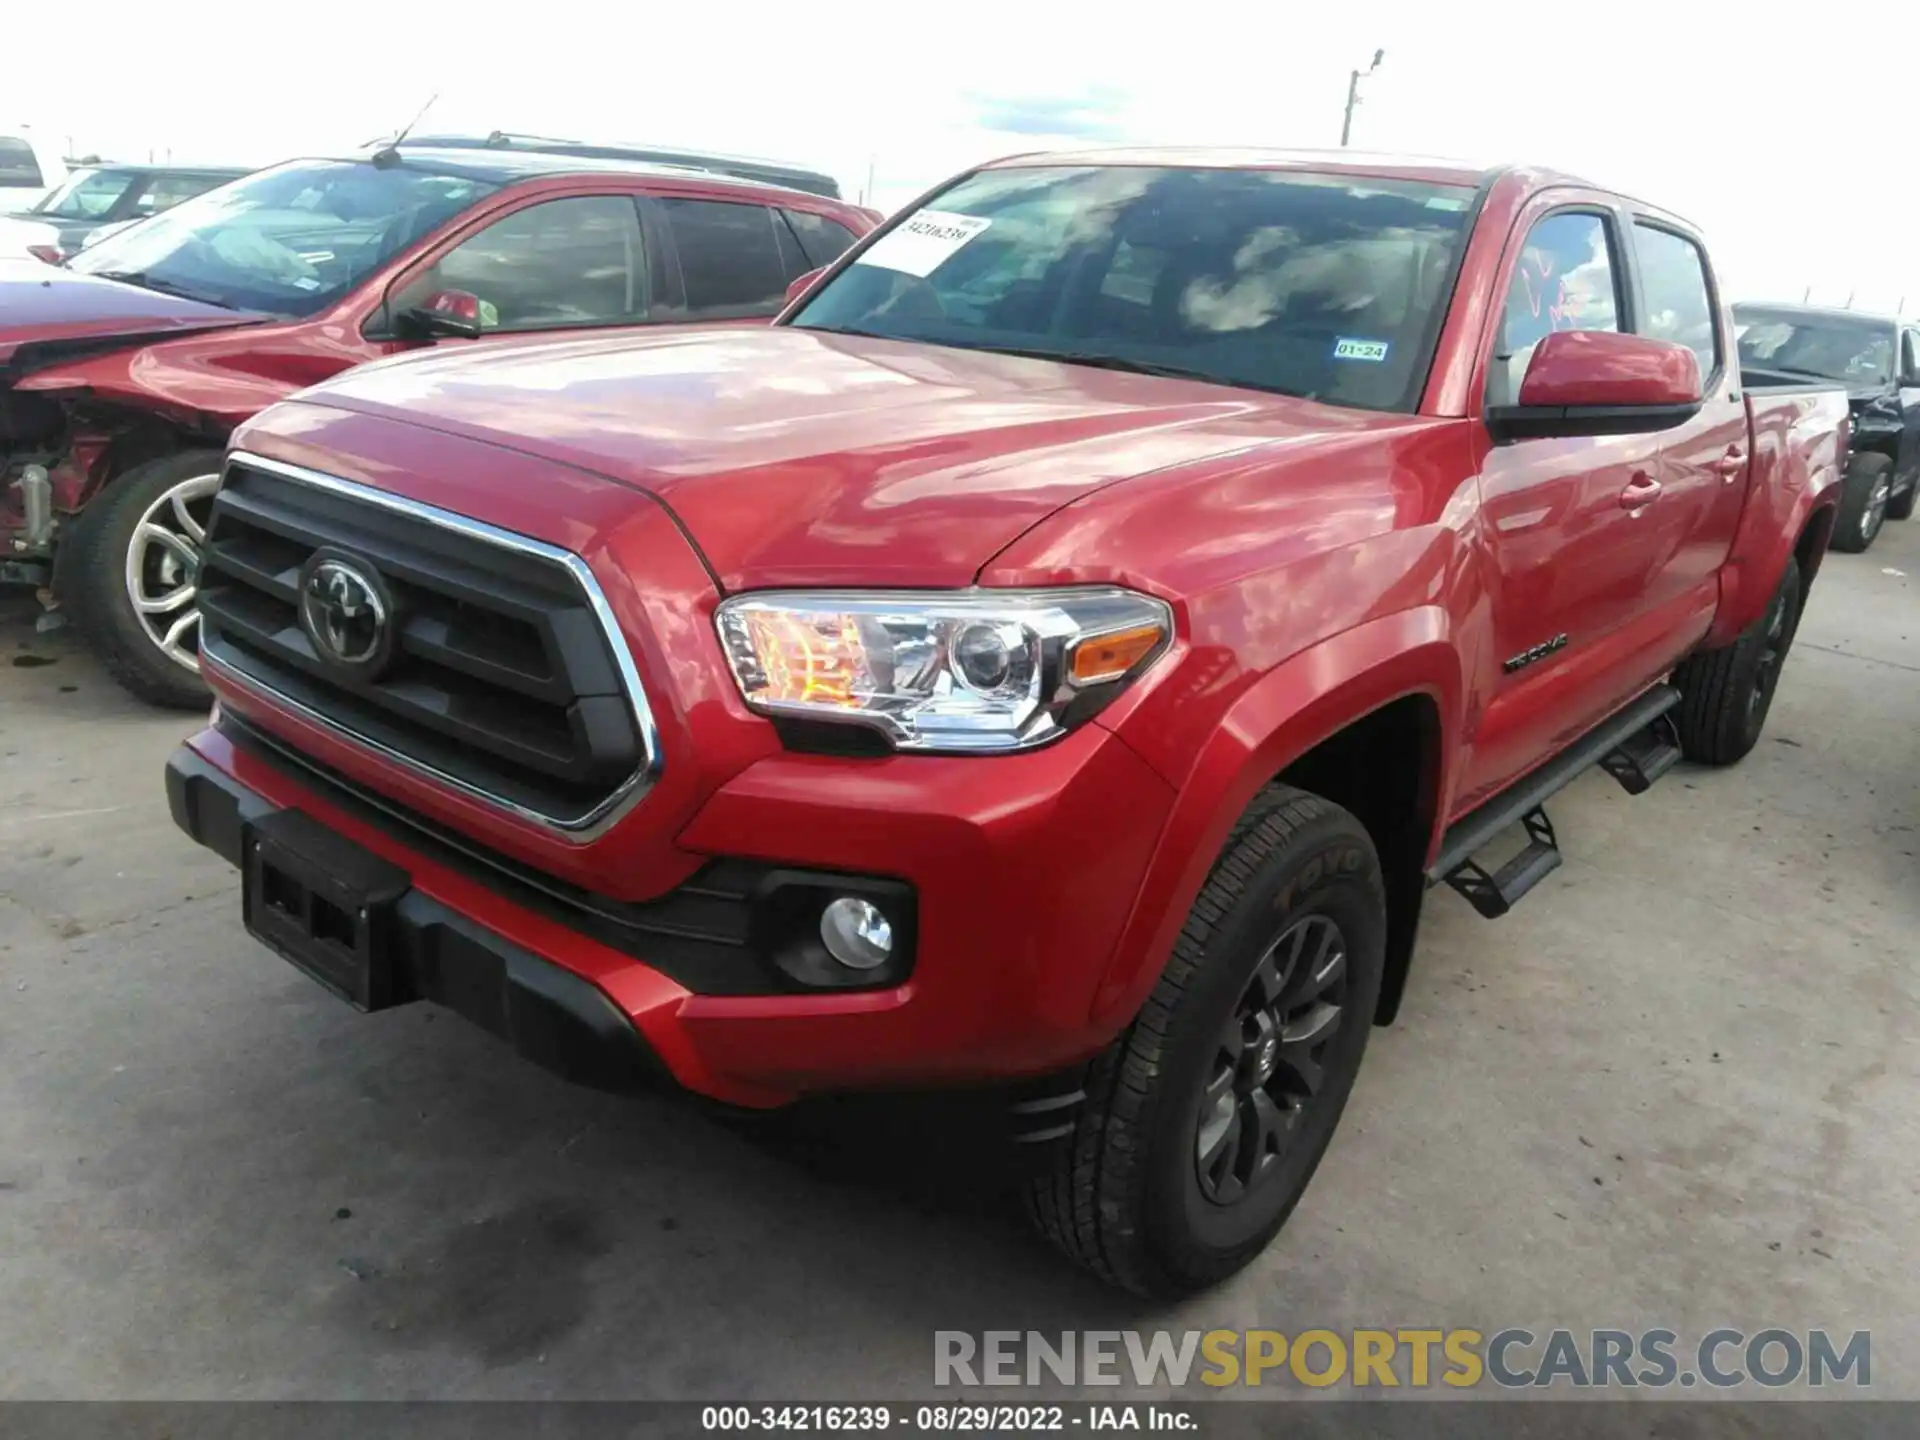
[1333,337,1391,362]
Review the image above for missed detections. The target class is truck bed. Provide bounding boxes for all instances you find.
[1740,366,1848,397]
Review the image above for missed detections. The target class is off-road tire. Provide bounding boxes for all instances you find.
[66,449,224,710]
[1830,452,1892,553]
[1025,785,1386,1297]
[1671,557,1803,765]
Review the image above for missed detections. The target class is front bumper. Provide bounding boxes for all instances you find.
[167,743,667,1096]
[168,713,1176,1108]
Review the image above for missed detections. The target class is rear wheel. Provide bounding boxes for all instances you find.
[1886,474,1916,522]
[1025,785,1384,1297]
[1671,557,1802,765]
[1830,452,1892,553]
[66,449,223,710]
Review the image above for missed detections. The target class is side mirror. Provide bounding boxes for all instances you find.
[1488,330,1704,442]
[782,266,828,309]
[397,288,486,340]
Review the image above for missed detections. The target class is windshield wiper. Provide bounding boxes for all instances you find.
[93,270,236,310]
[991,346,1226,384]
[949,340,1309,395]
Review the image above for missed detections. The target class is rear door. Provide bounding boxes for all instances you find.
[1463,198,1675,807]
[1618,218,1748,633]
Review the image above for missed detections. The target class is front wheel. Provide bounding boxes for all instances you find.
[66,449,224,710]
[1025,785,1385,1297]
[1830,452,1892,553]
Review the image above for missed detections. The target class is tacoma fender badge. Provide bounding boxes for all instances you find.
[1503,633,1570,674]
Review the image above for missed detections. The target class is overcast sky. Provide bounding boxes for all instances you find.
[14,1,1915,312]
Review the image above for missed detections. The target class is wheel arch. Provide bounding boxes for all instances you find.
[1088,608,1461,1038]
[1794,498,1838,597]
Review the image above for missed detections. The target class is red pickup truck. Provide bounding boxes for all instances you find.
[0,146,875,706]
[164,150,1848,1297]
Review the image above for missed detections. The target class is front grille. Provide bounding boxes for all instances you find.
[198,454,656,832]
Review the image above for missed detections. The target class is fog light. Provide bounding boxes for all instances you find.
[820,896,893,970]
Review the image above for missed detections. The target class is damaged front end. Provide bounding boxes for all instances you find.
[1,391,69,589]
[1,393,130,592]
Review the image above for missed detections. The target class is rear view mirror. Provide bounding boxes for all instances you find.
[783,267,828,309]
[1488,330,1703,442]
[398,288,487,340]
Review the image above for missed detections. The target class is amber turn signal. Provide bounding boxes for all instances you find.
[1067,622,1166,687]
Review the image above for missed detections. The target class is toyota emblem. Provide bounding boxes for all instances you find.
[299,552,392,672]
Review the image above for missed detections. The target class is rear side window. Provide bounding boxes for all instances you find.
[783,209,860,269]
[1633,223,1719,379]
[1490,211,1621,405]
[0,137,43,187]
[658,198,790,319]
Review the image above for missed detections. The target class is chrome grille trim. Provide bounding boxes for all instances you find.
[208,450,663,842]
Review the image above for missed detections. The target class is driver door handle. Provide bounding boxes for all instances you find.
[1709,446,1747,479]
[1620,474,1663,511]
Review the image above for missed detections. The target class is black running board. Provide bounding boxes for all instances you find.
[1430,684,1681,918]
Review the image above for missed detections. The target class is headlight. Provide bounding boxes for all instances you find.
[715,587,1173,753]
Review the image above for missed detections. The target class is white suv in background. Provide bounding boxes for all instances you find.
[0,133,67,212]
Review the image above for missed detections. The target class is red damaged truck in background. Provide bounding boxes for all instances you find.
[0,146,875,705]
[164,150,1847,1296]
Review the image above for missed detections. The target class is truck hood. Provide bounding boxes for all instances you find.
[0,259,259,369]
[291,326,1390,589]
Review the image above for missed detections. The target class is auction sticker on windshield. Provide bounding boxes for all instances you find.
[856,211,992,278]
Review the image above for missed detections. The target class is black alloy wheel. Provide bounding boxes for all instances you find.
[1194,914,1348,1206]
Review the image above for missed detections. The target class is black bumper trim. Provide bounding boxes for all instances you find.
[167,745,667,1096]
[205,713,914,996]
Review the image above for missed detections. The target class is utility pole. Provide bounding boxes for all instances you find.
[1341,49,1385,147]
[861,155,876,208]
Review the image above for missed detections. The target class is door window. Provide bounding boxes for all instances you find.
[782,209,860,270]
[1489,212,1621,405]
[657,198,791,319]
[0,137,43,187]
[391,195,646,333]
[1633,223,1719,380]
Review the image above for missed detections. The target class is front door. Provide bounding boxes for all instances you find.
[373,193,654,360]
[1461,202,1673,810]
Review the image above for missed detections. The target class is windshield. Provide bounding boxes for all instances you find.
[33,168,136,219]
[1733,308,1893,386]
[68,160,499,317]
[789,165,1476,412]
